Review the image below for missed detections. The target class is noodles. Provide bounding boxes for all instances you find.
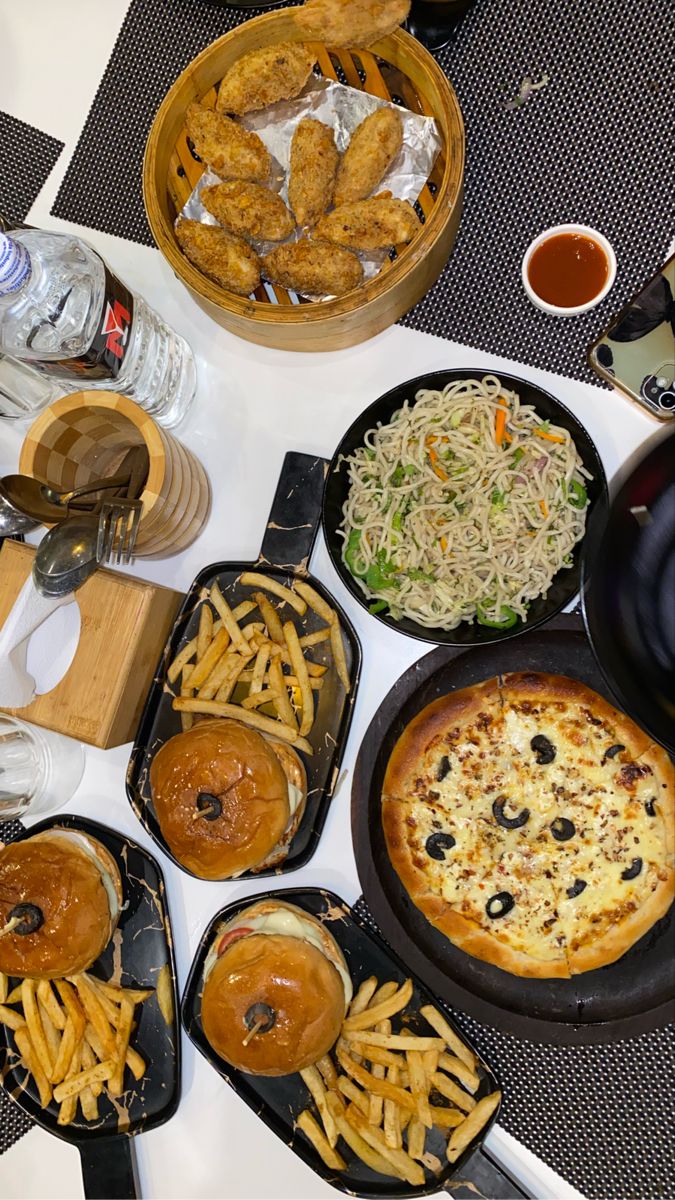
[337,375,592,630]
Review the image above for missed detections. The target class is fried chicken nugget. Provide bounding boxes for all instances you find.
[295,0,410,48]
[186,103,270,183]
[334,107,402,205]
[263,238,362,296]
[175,219,261,296]
[315,197,419,249]
[201,182,295,242]
[288,118,340,228]
[216,42,317,116]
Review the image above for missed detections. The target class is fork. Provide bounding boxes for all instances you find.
[96,497,143,565]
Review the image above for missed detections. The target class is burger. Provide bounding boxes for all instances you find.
[149,719,307,880]
[201,899,353,1076]
[0,830,123,980]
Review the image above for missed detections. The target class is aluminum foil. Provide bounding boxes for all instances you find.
[179,76,441,301]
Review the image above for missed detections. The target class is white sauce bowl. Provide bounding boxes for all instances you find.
[521,223,617,316]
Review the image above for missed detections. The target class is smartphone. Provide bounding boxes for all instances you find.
[588,253,675,420]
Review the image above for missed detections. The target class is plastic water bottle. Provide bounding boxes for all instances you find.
[0,229,196,427]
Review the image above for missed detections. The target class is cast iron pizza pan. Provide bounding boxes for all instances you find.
[127,451,361,880]
[352,613,675,1045]
[182,886,527,1200]
[0,816,180,1199]
[582,425,675,753]
[322,368,608,646]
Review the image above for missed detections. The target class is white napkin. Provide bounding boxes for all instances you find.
[0,575,73,707]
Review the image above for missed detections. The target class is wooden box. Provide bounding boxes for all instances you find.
[0,541,182,748]
[143,11,465,352]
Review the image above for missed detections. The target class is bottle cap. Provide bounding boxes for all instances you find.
[0,233,32,295]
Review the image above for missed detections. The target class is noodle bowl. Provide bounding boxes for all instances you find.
[337,375,592,631]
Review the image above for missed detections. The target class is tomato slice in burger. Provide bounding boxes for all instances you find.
[217,926,253,956]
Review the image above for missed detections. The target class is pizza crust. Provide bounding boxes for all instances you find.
[383,677,502,798]
[566,866,674,973]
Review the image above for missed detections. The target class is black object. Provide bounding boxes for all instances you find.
[323,369,607,646]
[582,426,675,752]
[0,816,181,1198]
[406,0,475,51]
[0,112,63,224]
[181,886,527,1199]
[127,452,361,879]
[351,612,675,1044]
[6,902,44,934]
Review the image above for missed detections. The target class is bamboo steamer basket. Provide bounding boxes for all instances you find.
[143,11,464,352]
[19,391,211,559]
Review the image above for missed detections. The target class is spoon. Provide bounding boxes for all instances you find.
[32,517,100,598]
[0,485,42,537]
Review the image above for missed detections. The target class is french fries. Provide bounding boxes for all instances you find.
[167,572,352,759]
[294,974,500,1185]
[3,971,154,1125]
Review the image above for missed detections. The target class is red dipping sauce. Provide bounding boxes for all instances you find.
[527,232,609,308]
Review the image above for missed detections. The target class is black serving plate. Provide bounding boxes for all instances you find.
[127,453,361,880]
[0,816,180,1198]
[181,887,525,1200]
[352,613,675,1045]
[582,426,675,753]
[323,369,608,646]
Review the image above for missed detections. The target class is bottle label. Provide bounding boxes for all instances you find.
[33,265,135,381]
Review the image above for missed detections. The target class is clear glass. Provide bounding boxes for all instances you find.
[0,715,85,820]
[0,354,66,421]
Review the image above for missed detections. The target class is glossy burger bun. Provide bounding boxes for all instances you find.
[202,900,348,1076]
[149,720,307,880]
[0,830,123,981]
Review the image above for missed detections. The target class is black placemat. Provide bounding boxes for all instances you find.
[50,0,673,382]
[353,896,675,1200]
[0,820,33,1155]
[0,113,63,225]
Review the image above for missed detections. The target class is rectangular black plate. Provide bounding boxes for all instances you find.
[0,816,180,1142]
[181,887,501,1198]
[126,564,361,878]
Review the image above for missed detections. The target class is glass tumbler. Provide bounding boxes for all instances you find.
[0,715,85,821]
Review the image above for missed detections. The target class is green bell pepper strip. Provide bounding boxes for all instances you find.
[476,604,519,629]
[567,479,588,509]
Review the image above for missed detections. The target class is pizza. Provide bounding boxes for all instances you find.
[381,673,674,978]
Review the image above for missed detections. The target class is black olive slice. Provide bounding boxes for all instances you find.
[492,796,530,829]
[621,857,643,880]
[530,734,556,764]
[425,832,456,860]
[551,817,575,842]
[186,136,202,163]
[7,903,44,935]
[645,797,657,817]
[486,892,515,919]
[566,879,587,899]
[437,756,451,782]
[244,1002,276,1033]
[196,792,222,821]
[602,743,625,761]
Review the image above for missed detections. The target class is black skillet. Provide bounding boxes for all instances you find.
[0,816,180,1199]
[181,886,527,1200]
[322,368,608,646]
[127,452,361,879]
[352,613,675,1045]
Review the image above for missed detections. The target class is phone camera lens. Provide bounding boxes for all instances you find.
[658,391,675,410]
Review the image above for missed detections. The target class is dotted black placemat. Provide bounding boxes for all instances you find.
[0,820,33,1155]
[352,895,675,1200]
[0,112,63,225]
[50,0,674,382]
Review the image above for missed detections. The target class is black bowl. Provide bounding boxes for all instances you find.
[323,368,608,646]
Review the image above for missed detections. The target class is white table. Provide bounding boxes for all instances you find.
[0,3,663,1197]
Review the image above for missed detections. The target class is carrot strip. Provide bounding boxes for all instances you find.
[535,431,565,443]
[440,536,448,552]
[495,408,507,445]
[428,446,449,482]
[539,499,549,517]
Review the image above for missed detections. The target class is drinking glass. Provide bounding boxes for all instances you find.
[0,715,85,821]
